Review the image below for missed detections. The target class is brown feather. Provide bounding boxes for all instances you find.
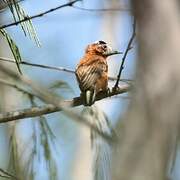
[75,54,108,93]
[75,42,110,105]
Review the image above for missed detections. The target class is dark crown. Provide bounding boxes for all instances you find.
[98,40,107,44]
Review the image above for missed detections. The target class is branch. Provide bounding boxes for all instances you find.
[114,18,136,89]
[72,5,131,12]
[0,84,130,123]
[0,56,131,82]
[0,85,130,142]
[0,56,74,73]
[0,64,130,142]
[0,0,81,29]
[0,77,131,100]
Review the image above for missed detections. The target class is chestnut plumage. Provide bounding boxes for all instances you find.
[75,41,121,106]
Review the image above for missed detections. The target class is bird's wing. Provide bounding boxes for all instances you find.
[75,60,107,91]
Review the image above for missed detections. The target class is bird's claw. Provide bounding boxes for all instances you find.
[105,87,111,96]
[108,87,111,94]
[112,86,120,92]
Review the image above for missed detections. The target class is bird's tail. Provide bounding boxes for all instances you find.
[84,90,96,106]
[82,105,114,180]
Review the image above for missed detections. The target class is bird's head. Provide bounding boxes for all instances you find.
[85,40,122,57]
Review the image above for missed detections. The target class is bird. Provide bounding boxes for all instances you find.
[75,40,121,106]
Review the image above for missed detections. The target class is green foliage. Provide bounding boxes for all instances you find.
[0,0,41,74]
[8,124,21,179]
[7,92,62,180]
[3,0,41,46]
[24,117,58,180]
[39,117,58,180]
[0,29,22,74]
[0,1,41,73]
[8,117,59,180]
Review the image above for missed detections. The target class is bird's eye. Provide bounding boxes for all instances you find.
[102,44,107,49]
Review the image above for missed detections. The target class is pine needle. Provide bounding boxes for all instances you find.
[0,29,22,74]
[3,0,41,46]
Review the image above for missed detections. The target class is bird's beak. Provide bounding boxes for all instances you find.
[104,46,123,56]
[105,50,122,56]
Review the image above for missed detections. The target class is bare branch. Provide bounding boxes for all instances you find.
[0,0,81,29]
[0,84,130,143]
[0,65,130,142]
[0,56,74,73]
[114,18,136,89]
[72,5,131,12]
[0,84,130,123]
[0,56,131,82]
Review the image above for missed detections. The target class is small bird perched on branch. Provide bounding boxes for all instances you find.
[75,40,121,106]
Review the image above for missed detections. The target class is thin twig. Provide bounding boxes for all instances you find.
[0,56,131,82]
[72,5,131,12]
[0,57,133,82]
[0,0,81,29]
[0,57,74,73]
[114,17,136,89]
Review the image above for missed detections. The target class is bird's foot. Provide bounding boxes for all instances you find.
[112,86,120,93]
[99,88,111,97]
[106,87,111,96]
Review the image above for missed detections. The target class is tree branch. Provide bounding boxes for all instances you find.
[0,0,81,29]
[0,64,130,142]
[72,5,131,12]
[114,17,136,89]
[0,84,130,123]
[0,56,131,82]
[0,84,130,143]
